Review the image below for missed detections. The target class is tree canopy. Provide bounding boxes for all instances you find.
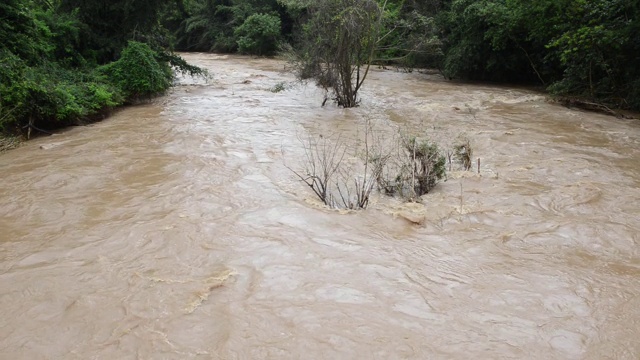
[437,0,640,108]
[2,0,638,138]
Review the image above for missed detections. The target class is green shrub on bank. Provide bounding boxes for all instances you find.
[99,41,173,101]
[235,13,282,56]
[437,0,640,110]
[1,39,197,134]
[0,49,124,132]
[1,1,204,137]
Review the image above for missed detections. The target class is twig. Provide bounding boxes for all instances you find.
[459,182,464,217]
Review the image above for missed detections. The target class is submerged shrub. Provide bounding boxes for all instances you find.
[287,118,450,209]
[270,82,286,93]
[376,137,446,201]
[454,138,472,171]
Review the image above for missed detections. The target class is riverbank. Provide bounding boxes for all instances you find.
[0,136,22,153]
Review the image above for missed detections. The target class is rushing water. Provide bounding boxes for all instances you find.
[1,53,640,359]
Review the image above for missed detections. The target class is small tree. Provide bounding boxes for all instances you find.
[289,0,387,107]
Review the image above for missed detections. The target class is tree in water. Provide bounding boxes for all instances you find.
[288,0,387,107]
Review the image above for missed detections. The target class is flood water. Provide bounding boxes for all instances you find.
[1,53,640,359]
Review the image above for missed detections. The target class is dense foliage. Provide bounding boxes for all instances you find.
[169,0,634,110]
[171,0,290,53]
[0,0,202,136]
[235,13,282,55]
[2,0,638,137]
[99,41,173,101]
[436,0,640,109]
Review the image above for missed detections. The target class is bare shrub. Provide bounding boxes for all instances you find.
[445,149,454,171]
[335,121,390,209]
[287,121,453,208]
[286,133,347,207]
[286,119,391,210]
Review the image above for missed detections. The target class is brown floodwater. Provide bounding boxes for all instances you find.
[1,53,640,359]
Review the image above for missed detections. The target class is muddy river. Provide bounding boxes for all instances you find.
[1,53,640,359]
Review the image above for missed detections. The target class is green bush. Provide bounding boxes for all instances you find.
[0,51,27,132]
[375,137,446,201]
[235,13,281,56]
[0,49,124,132]
[49,79,122,122]
[100,41,173,101]
[0,4,126,133]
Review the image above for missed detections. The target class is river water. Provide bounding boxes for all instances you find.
[1,53,639,359]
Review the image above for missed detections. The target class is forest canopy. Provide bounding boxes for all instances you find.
[166,0,638,110]
[1,0,638,135]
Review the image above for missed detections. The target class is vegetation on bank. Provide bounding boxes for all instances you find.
[1,0,638,138]
[0,0,204,138]
[161,0,639,111]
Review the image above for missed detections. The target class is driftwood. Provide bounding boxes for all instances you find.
[22,118,53,139]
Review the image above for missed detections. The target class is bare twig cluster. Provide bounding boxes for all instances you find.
[286,120,391,209]
[287,121,478,209]
[341,121,390,209]
[287,134,347,207]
